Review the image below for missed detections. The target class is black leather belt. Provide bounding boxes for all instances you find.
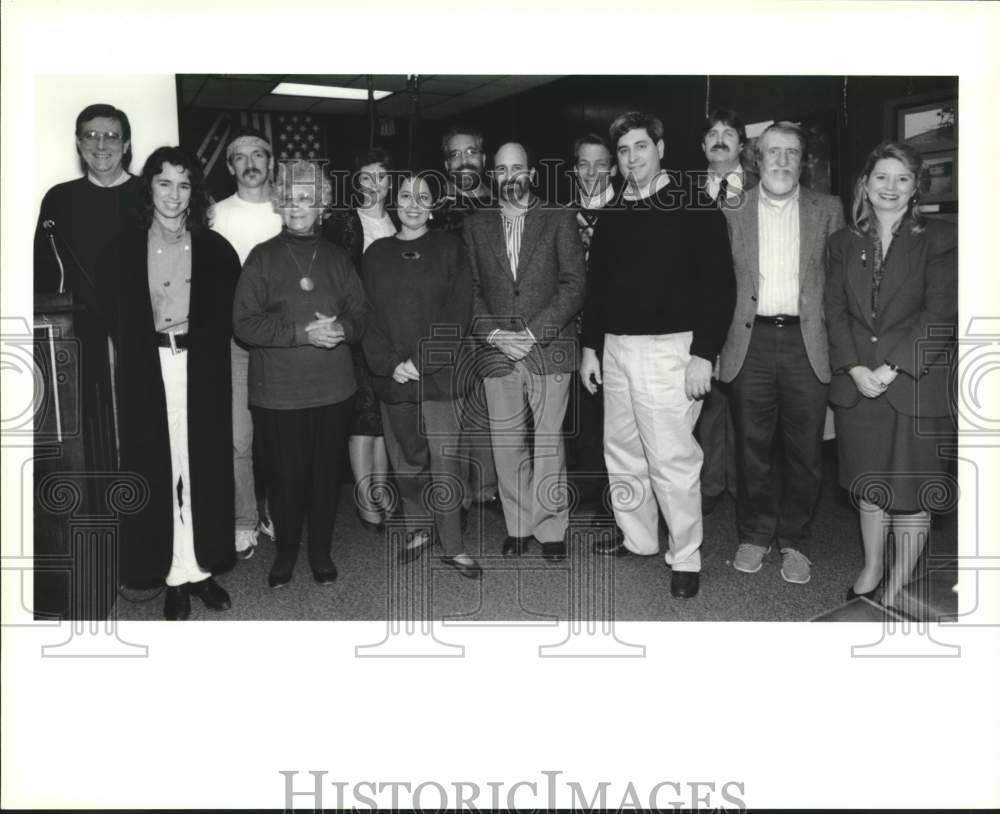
[755,314,800,327]
[155,331,189,350]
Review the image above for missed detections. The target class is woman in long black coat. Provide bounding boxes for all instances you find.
[100,146,240,620]
[825,141,957,609]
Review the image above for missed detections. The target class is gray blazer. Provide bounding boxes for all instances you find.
[462,201,586,377]
[719,185,845,384]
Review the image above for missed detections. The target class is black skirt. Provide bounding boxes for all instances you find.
[834,394,955,513]
[350,345,383,437]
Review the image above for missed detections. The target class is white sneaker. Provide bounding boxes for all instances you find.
[257,516,275,541]
[235,529,258,559]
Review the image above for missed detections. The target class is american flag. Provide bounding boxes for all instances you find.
[275,114,326,161]
[194,111,273,178]
[187,110,275,201]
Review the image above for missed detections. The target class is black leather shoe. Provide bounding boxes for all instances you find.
[701,492,723,515]
[542,541,567,562]
[164,585,191,620]
[593,529,626,556]
[502,536,529,557]
[441,556,483,580]
[268,546,297,589]
[478,494,504,515]
[846,584,880,602]
[187,577,231,611]
[399,530,433,563]
[313,564,339,585]
[670,571,701,599]
[359,516,384,533]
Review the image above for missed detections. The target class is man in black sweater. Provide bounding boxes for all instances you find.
[580,111,736,598]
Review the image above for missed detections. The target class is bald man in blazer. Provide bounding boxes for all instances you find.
[462,142,586,561]
[719,122,845,585]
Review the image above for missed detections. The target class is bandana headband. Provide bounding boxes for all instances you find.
[226,135,272,160]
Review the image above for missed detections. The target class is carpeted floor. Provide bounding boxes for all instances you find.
[114,450,958,622]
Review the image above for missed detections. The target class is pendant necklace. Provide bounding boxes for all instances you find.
[285,242,319,292]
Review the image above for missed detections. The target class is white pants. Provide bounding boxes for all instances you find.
[159,347,211,587]
[602,333,704,571]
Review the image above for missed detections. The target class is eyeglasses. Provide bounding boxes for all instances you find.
[79,130,124,145]
[446,147,483,161]
[277,193,321,208]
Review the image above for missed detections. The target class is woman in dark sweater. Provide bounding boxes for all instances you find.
[362,173,482,578]
[233,160,370,589]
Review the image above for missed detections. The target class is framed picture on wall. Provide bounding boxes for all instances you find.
[919,150,958,204]
[897,100,957,153]
[885,91,959,214]
[885,92,958,154]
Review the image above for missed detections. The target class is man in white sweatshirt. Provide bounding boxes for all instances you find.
[210,128,283,559]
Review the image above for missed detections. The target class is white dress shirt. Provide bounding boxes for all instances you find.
[706,167,745,203]
[756,185,801,316]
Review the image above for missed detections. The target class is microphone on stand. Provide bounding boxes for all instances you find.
[42,219,66,294]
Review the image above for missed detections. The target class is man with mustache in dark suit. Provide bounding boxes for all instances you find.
[696,108,759,516]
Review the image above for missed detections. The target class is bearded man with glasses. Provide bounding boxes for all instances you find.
[432,123,502,520]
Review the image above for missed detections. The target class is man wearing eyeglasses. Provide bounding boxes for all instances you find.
[33,103,145,480]
[433,123,501,517]
[210,128,283,560]
[435,124,495,233]
[34,103,143,313]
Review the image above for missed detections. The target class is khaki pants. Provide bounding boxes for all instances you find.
[602,333,704,571]
[483,366,571,543]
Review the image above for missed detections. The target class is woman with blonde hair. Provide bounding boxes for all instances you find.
[825,142,957,608]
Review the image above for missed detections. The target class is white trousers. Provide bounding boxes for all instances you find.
[159,347,211,587]
[602,333,704,571]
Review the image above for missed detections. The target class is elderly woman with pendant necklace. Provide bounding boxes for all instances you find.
[233,160,371,589]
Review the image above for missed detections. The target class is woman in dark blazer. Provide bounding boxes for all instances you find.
[324,147,397,530]
[362,173,482,578]
[825,142,957,608]
[100,146,239,620]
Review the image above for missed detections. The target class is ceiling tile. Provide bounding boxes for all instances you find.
[419,75,503,93]
[305,99,371,116]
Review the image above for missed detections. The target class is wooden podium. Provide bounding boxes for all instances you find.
[33,292,123,621]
